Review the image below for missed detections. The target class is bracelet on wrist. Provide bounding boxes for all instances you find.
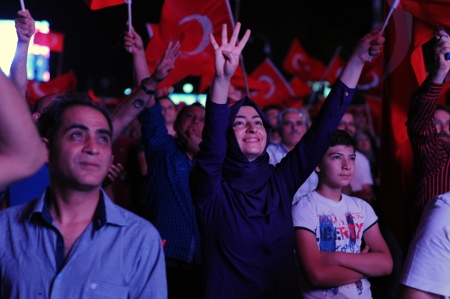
[140,78,156,95]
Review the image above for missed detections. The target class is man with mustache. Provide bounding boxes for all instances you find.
[406,29,450,220]
[267,108,319,201]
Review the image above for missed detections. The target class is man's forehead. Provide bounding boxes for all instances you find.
[60,106,110,129]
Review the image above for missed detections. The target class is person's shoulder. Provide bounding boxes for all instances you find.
[342,193,374,211]
[112,204,161,238]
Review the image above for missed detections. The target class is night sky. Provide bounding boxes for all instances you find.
[0,0,378,97]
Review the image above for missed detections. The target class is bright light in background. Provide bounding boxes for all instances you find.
[0,19,50,81]
[182,83,194,94]
[124,88,132,95]
[170,93,206,106]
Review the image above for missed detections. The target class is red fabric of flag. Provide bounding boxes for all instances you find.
[324,55,345,85]
[380,0,435,250]
[289,77,311,98]
[33,31,64,53]
[145,0,234,93]
[85,0,125,10]
[26,71,78,105]
[357,50,383,97]
[282,38,326,82]
[249,58,295,107]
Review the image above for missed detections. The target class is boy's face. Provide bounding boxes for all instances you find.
[315,145,356,189]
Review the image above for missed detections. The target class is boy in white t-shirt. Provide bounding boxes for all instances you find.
[292,130,392,298]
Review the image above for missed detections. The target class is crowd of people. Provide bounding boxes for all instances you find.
[0,8,450,299]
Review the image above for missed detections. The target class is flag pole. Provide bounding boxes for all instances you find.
[368,0,400,61]
[127,0,132,52]
[20,0,25,11]
[234,0,250,97]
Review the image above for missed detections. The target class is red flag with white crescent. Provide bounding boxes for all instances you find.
[380,0,436,250]
[33,31,65,53]
[26,71,78,105]
[249,58,295,107]
[282,38,326,82]
[145,0,235,93]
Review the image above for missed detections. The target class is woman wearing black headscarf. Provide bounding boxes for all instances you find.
[190,22,384,298]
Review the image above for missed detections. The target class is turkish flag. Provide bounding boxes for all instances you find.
[145,0,235,93]
[33,31,64,53]
[282,38,326,82]
[379,0,436,250]
[85,0,126,10]
[26,71,78,105]
[357,49,384,97]
[289,76,311,98]
[249,58,295,107]
[324,54,345,85]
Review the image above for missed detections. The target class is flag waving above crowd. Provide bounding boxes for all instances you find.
[145,0,235,92]
[249,58,295,107]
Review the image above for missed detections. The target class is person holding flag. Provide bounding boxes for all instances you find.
[190,22,384,298]
[406,28,450,223]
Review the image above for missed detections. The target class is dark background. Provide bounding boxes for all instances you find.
[0,0,381,97]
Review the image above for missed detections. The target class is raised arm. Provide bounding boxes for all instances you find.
[111,41,180,141]
[209,22,250,104]
[124,26,150,87]
[320,223,393,277]
[0,70,46,188]
[339,24,385,88]
[430,29,450,84]
[10,9,35,96]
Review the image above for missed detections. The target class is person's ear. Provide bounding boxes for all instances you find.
[41,138,50,163]
[315,165,321,173]
[32,112,41,123]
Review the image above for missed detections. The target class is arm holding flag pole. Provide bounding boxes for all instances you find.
[124,26,151,87]
[10,9,35,97]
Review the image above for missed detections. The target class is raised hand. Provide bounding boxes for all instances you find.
[210,22,251,81]
[432,29,450,83]
[123,26,145,55]
[15,9,35,44]
[351,24,385,64]
[152,41,181,82]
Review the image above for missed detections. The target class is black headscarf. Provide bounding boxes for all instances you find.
[222,97,277,214]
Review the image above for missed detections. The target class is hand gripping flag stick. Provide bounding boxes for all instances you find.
[368,0,400,62]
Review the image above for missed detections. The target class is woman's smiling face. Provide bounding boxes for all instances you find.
[233,105,267,162]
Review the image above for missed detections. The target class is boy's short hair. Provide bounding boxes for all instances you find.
[330,129,356,149]
[37,92,113,145]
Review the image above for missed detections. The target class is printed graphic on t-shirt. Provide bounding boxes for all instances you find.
[317,211,364,296]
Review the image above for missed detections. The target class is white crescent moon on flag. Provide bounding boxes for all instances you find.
[357,73,380,90]
[292,53,311,72]
[258,75,276,99]
[31,81,47,98]
[179,14,213,56]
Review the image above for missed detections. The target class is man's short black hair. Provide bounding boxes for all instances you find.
[330,129,356,149]
[37,92,113,145]
[175,102,204,124]
[262,104,282,114]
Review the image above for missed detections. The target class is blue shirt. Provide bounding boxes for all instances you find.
[0,189,167,299]
[139,103,202,264]
[6,164,49,206]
